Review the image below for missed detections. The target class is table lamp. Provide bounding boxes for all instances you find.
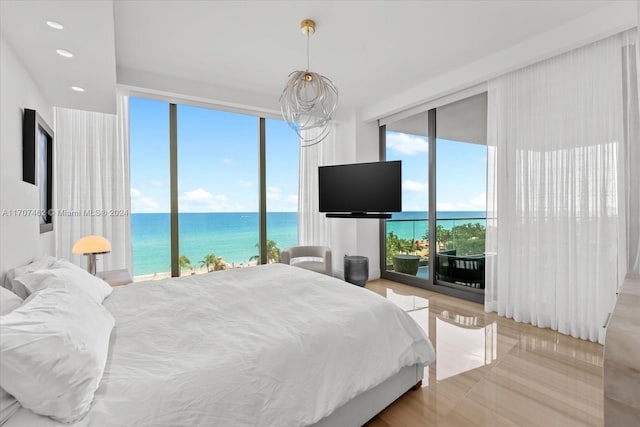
[72,235,111,275]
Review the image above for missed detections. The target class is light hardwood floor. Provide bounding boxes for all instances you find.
[364,279,604,427]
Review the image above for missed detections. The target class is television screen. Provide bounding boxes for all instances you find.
[319,161,401,214]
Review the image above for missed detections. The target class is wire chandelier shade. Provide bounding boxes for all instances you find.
[280,19,338,147]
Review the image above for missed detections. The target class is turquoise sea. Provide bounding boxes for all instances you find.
[131,212,298,277]
[131,211,485,276]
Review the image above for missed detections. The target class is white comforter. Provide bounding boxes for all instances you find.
[6,264,435,427]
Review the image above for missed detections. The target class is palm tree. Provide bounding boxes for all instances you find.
[267,240,281,263]
[179,255,192,275]
[213,256,227,271]
[249,240,281,264]
[199,253,218,272]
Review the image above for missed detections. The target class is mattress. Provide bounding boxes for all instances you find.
[4,264,435,426]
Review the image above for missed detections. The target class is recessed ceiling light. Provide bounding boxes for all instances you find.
[56,49,73,58]
[46,20,64,30]
[71,86,85,92]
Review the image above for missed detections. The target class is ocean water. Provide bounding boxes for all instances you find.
[131,212,298,277]
[131,211,486,276]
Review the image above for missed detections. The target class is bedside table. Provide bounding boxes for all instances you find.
[98,269,132,287]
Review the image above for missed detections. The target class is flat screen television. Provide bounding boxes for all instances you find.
[318,161,401,218]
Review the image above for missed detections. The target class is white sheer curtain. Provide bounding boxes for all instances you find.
[485,34,630,344]
[298,125,335,246]
[623,24,640,274]
[54,95,132,273]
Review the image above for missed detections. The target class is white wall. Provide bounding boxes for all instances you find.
[328,113,383,280]
[0,34,55,275]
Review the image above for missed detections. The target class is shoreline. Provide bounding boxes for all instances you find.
[133,259,260,282]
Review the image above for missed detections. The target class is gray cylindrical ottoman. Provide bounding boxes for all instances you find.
[344,255,369,287]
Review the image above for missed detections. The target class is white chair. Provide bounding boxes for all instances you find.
[281,246,332,276]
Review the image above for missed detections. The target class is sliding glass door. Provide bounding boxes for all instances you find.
[381,93,488,301]
[434,94,488,295]
[383,112,430,280]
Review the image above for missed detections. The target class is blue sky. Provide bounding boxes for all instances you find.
[130,97,486,213]
[130,97,298,213]
[386,131,487,212]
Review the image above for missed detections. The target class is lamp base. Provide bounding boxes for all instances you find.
[86,254,97,275]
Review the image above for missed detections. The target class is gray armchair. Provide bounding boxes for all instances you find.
[281,246,332,276]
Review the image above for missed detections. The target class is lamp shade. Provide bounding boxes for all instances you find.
[72,235,111,255]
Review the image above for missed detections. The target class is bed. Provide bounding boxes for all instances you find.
[0,260,435,427]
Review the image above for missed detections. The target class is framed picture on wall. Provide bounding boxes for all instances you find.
[23,108,54,233]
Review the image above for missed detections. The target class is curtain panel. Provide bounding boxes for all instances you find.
[485,33,636,344]
[623,25,640,274]
[54,95,132,273]
[298,125,335,247]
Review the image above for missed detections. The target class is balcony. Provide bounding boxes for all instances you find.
[385,215,486,290]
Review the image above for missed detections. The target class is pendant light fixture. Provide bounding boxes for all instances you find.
[280,19,338,147]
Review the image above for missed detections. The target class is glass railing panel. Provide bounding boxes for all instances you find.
[385,215,487,286]
[435,216,486,289]
[386,217,429,279]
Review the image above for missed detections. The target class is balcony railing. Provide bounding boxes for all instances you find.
[386,216,486,289]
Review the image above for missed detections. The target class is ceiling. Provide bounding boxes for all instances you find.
[0,1,633,117]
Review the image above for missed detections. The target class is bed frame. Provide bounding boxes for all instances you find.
[311,364,424,426]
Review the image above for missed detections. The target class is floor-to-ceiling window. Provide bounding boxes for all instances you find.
[381,92,488,302]
[265,118,299,262]
[129,97,298,280]
[129,97,171,279]
[177,106,259,274]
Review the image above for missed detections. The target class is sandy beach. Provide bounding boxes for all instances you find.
[132,259,260,282]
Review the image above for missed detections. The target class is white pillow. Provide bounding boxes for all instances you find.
[0,287,22,315]
[0,287,23,424]
[13,266,113,304]
[2,256,57,298]
[52,258,86,272]
[0,282,115,423]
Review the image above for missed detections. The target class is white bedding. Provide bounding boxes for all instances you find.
[5,264,434,427]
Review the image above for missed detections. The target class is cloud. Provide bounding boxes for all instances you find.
[267,186,283,200]
[436,192,486,211]
[268,193,298,212]
[265,186,297,210]
[223,158,232,164]
[182,188,215,201]
[470,192,486,209]
[387,132,428,155]
[403,180,427,192]
[179,188,244,212]
[139,197,159,210]
[130,188,160,212]
[436,202,456,211]
[285,194,298,204]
